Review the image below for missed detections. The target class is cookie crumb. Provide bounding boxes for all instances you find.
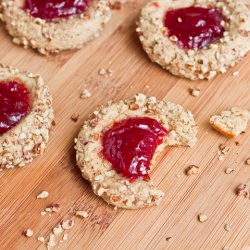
[191,88,200,97]
[37,191,49,199]
[225,168,234,174]
[232,71,239,76]
[114,206,118,211]
[71,114,80,122]
[40,211,46,216]
[23,228,33,237]
[198,213,208,222]
[37,236,45,242]
[80,89,91,99]
[245,158,250,165]
[224,224,231,232]
[75,210,89,218]
[186,165,201,175]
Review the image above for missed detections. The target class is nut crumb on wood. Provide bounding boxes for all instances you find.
[245,158,250,165]
[62,233,68,241]
[166,237,173,242]
[225,168,234,174]
[198,213,208,222]
[47,233,56,248]
[99,68,106,75]
[232,71,239,76]
[224,224,231,232]
[62,219,74,230]
[37,191,49,199]
[53,225,63,236]
[190,88,200,97]
[38,236,45,242]
[80,89,91,99]
[23,228,33,237]
[236,184,250,198]
[71,114,80,122]
[45,204,61,213]
[75,210,89,218]
[186,165,201,175]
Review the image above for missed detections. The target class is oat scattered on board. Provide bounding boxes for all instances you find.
[23,228,33,237]
[37,191,49,199]
[198,213,208,222]
[75,210,89,218]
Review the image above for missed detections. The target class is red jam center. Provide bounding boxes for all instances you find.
[164,6,225,49]
[0,81,30,135]
[102,117,168,180]
[24,0,89,20]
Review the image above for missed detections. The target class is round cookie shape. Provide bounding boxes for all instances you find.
[137,0,250,80]
[75,93,198,209]
[1,0,111,54]
[0,64,54,169]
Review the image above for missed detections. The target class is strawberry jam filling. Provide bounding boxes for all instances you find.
[102,117,168,180]
[164,6,225,49]
[24,0,89,20]
[0,81,30,135]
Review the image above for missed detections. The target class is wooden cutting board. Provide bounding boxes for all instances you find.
[0,1,249,249]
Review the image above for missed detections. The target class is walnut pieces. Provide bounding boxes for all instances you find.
[0,64,54,170]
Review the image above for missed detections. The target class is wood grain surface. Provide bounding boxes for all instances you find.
[0,1,250,250]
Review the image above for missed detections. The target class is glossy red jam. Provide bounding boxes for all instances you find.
[0,81,30,135]
[24,0,89,20]
[102,117,168,180]
[164,6,225,49]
